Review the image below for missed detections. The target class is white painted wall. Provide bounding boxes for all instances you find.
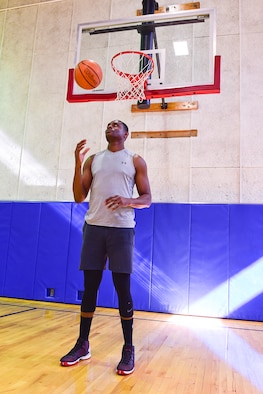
[0,0,262,203]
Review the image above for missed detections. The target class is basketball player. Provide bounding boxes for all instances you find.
[60,120,151,375]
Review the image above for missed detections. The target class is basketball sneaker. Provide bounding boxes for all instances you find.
[116,344,135,375]
[60,338,91,367]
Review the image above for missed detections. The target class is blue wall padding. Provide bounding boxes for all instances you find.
[189,205,230,317]
[151,204,191,314]
[228,205,263,321]
[131,205,154,311]
[33,203,72,302]
[4,203,41,299]
[0,202,12,295]
[64,203,87,304]
[1,201,263,321]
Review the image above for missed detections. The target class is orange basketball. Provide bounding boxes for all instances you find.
[74,60,103,90]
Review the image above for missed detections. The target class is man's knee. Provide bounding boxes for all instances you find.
[119,300,133,319]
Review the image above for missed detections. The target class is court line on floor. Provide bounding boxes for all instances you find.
[1,300,263,332]
[0,307,37,318]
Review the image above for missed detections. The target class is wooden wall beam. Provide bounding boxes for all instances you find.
[131,101,198,113]
[136,2,200,16]
[131,130,198,138]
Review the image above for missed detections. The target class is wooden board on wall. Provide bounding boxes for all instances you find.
[136,2,200,16]
[131,101,198,113]
[131,130,198,138]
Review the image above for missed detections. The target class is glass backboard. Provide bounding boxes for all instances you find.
[67,7,220,103]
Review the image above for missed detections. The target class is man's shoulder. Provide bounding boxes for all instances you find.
[123,148,136,157]
[93,150,107,159]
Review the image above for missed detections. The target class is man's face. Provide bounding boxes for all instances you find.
[105,120,128,142]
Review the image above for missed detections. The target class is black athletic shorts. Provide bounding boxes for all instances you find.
[80,223,135,274]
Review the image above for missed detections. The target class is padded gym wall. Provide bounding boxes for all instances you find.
[1,201,263,321]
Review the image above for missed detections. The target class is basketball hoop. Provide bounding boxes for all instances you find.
[111,51,154,102]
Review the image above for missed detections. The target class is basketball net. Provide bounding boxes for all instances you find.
[111,51,154,102]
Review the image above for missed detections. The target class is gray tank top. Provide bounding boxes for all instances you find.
[85,148,136,228]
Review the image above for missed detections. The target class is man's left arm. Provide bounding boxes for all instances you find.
[131,154,151,208]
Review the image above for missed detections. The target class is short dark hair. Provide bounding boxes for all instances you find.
[119,120,129,133]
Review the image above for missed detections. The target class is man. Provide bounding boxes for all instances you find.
[60,120,151,375]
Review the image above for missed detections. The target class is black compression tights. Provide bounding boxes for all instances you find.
[81,270,103,313]
[81,270,133,318]
[112,272,133,318]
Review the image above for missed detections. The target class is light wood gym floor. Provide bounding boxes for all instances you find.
[1,297,263,394]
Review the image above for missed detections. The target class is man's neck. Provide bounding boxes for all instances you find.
[107,143,125,152]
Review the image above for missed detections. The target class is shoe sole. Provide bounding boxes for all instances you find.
[60,352,91,367]
[116,367,135,375]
